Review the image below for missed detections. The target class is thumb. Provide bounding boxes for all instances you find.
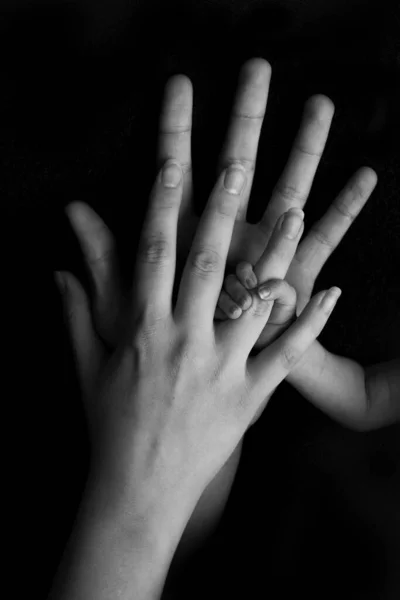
[54,271,104,402]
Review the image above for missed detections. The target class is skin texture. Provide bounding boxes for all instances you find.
[57,58,398,592]
[218,260,400,428]
[52,147,341,599]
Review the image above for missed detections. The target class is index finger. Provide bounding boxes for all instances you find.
[175,164,247,333]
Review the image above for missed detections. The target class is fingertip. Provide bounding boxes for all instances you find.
[236,261,257,289]
[360,166,378,190]
[230,306,243,319]
[320,287,342,312]
[65,201,92,229]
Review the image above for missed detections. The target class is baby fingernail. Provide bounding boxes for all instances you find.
[282,209,304,239]
[162,160,182,188]
[230,305,242,318]
[258,285,271,300]
[224,164,246,195]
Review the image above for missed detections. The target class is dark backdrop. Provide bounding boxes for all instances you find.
[1,1,400,598]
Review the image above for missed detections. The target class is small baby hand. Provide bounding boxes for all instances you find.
[216,261,298,349]
[216,260,259,319]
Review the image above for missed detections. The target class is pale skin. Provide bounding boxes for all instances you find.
[50,128,339,598]
[57,58,399,590]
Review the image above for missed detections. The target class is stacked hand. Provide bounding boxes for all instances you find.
[53,58,400,600]
[61,58,377,425]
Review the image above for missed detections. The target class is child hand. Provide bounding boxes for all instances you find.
[215,262,297,350]
[214,205,307,353]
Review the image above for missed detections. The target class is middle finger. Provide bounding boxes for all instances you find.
[215,58,272,222]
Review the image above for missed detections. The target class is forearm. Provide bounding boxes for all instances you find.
[287,341,400,431]
[286,340,370,430]
[363,358,400,427]
[166,440,243,590]
[49,476,197,600]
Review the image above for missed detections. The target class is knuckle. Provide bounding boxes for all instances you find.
[223,157,256,173]
[138,237,170,266]
[251,297,272,318]
[274,182,306,205]
[309,226,335,249]
[87,246,114,269]
[279,343,300,370]
[191,247,222,277]
[333,199,356,222]
[132,309,170,359]
[216,195,239,217]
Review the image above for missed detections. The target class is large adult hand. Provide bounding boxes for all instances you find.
[65,58,377,361]
[56,148,340,519]
[57,57,375,581]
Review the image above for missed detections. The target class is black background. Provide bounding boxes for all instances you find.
[2,1,400,598]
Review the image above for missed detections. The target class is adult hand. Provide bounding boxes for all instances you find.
[65,58,377,362]
[57,57,376,582]
[56,150,340,523]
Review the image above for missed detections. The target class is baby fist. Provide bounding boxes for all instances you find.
[215,261,298,350]
[216,261,259,319]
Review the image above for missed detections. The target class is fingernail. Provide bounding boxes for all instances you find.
[258,285,271,300]
[230,305,242,318]
[162,160,182,188]
[282,209,304,239]
[224,164,246,195]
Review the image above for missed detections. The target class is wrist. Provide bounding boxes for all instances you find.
[82,470,200,558]
[286,339,318,381]
[50,477,199,600]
